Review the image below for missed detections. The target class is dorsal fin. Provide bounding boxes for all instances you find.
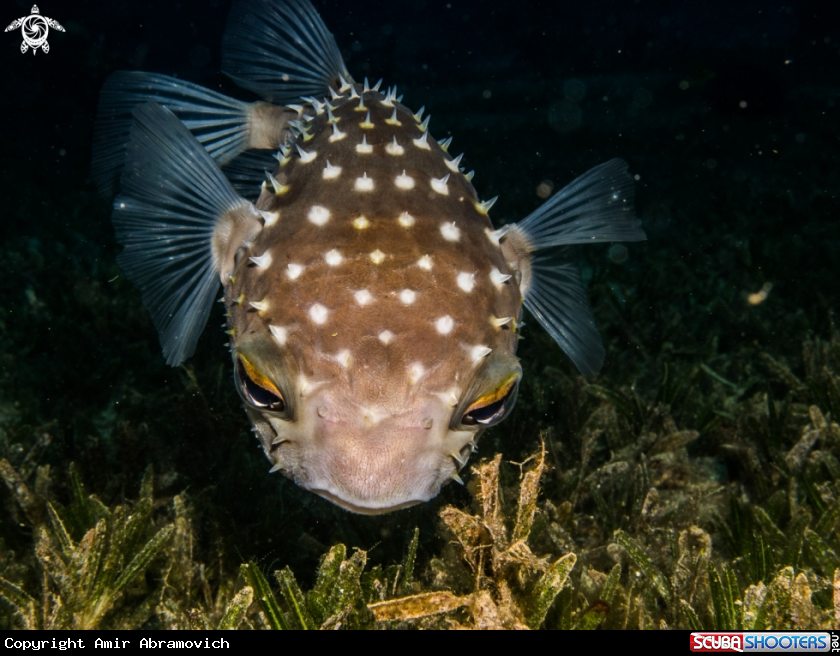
[222,0,352,103]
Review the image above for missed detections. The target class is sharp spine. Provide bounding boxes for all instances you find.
[465,170,475,182]
[413,106,425,122]
[438,136,453,152]
[445,153,464,173]
[338,73,353,92]
[264,171,289,195]
[476,196,499,214]
[419,115,430,132]
[373,78,383,91]
[295,143,317,163]
[381,86,394,107]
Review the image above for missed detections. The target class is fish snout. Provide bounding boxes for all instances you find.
[288,394,473,514]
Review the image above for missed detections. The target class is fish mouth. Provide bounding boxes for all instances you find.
[309,488,425,515]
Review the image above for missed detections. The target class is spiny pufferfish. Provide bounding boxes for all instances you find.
[92,0,646,514]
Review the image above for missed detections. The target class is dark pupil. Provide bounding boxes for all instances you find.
[462,389,512,426]
[238,362,285,411]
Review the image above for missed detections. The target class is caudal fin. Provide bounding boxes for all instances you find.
[222,0,351,103]
[92,71,293,199]
[501,159,646,376]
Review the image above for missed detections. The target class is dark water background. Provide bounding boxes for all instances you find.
[1,0,840,599]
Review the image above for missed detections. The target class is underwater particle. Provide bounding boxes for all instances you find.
[747,282,773,305]
[739,100,748,108]
[795,133,806,144]
[706,158,717,169]
[679,80,689,90]
[482,90,491,99]
[536,180,554,199]
[608,244,628,264]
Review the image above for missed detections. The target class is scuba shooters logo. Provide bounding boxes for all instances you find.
[4,5,64,55]
[690,632,837,653]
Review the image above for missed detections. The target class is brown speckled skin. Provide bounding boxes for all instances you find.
[223,85,523,513]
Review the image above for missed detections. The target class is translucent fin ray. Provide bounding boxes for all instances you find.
[222,149,277,201]
[523,248,605,377]
[92,71,253,199]
[516,159,646,248]
[506,159,646,375]
[113,102,253,366]
[222,0,351,103]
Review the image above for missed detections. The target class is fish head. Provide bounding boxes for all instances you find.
[223,92,524,513]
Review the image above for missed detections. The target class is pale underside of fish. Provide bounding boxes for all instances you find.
[92,0,646,514]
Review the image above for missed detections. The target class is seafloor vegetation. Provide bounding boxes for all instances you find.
[1,1,839,630]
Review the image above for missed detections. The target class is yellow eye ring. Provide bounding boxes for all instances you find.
[462,373,520,426]
[236,355,285,411]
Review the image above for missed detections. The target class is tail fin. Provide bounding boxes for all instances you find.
[114,102,260,366]
[222,0,351,103]
[92,71,287,199]
[501,159,646,375]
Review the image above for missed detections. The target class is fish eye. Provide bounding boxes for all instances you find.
[461,375,520,427]
[235,356,286,412]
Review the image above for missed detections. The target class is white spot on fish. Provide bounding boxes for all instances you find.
[407,362,425,385]
[355,173,374,192]
[435,315,455,335]
[398,212,415,227]
[490,267,512,287]
[398,289,416,305]
[356,135,373,154]
[395,171,415,190]
[287,263,304,280]
[440,222,460,242]
[309,304,328,325]
[249,252,272,269]
[354,289,374,306]
[334,349,352,368]
[369,249,386,264]
[323,161,342,180]
[308,205,330,226]
[269,325,288,346]
[417,254,433,270]
[260,210,280,227]
[456,272,475,293]
[386,137,404,156]
[431,174,450,195]
[353,216,370,230]
[324,249,343,266]
[378,330,395,345]
[470,345,492,361]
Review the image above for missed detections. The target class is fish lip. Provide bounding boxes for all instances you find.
[309,488,424,515]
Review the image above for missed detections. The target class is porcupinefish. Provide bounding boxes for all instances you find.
[92,0,646,514]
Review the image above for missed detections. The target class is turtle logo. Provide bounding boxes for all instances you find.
[5,5,64,55]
